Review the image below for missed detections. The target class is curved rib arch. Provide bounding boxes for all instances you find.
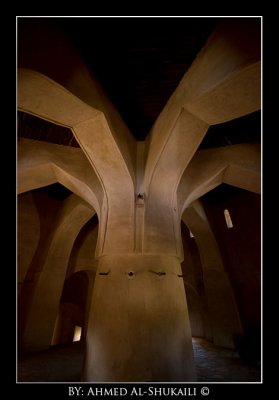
[141,19,260,258]
[18,138,102,216]
[17,20,136,183]
[18,69,135,254]
[143,19,260,194]
[178,143,261,218]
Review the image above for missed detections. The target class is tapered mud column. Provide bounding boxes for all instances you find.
[83,254,196,382]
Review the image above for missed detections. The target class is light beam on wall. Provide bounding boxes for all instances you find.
[224,209,233,229]
[73,326,82,342]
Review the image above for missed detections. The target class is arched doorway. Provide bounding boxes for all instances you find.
[52,271,89,345]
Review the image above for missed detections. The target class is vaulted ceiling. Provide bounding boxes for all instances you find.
[17,17,261,148]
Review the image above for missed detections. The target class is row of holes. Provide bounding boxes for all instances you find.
[99,271,170,277]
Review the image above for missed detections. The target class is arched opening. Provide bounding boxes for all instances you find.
[52,213,99,346]
[17,180,96,357]
[180,220,211,340]
[181,184,261,381]
[51,271,89,346]
[202,184,261,366]
[17,183,74,352]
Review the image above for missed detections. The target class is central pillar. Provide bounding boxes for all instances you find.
[83,254,196,382]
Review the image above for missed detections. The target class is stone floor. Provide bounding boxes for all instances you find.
[192,337,261,382]
[17,341,85,382]
[17,337,261,382]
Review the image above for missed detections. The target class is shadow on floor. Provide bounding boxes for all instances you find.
[17,337,261,382]
[192,337,261,382]
[17,340,85,382]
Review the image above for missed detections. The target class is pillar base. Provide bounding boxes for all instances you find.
[82,254,196,382]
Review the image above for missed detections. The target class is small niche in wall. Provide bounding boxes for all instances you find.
[73,325,82,342]
[224,209,233,229]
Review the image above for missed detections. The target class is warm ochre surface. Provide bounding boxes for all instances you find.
[17,18,261,382]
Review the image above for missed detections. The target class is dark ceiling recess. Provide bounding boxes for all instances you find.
[202,183,249,205]
[17,111,80,148]
[59,17,218,141]
[198,110,261,150]
[33,183,72,201]
[17,17,261,147]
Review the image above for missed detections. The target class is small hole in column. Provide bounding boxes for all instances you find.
[128,271,134,277]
